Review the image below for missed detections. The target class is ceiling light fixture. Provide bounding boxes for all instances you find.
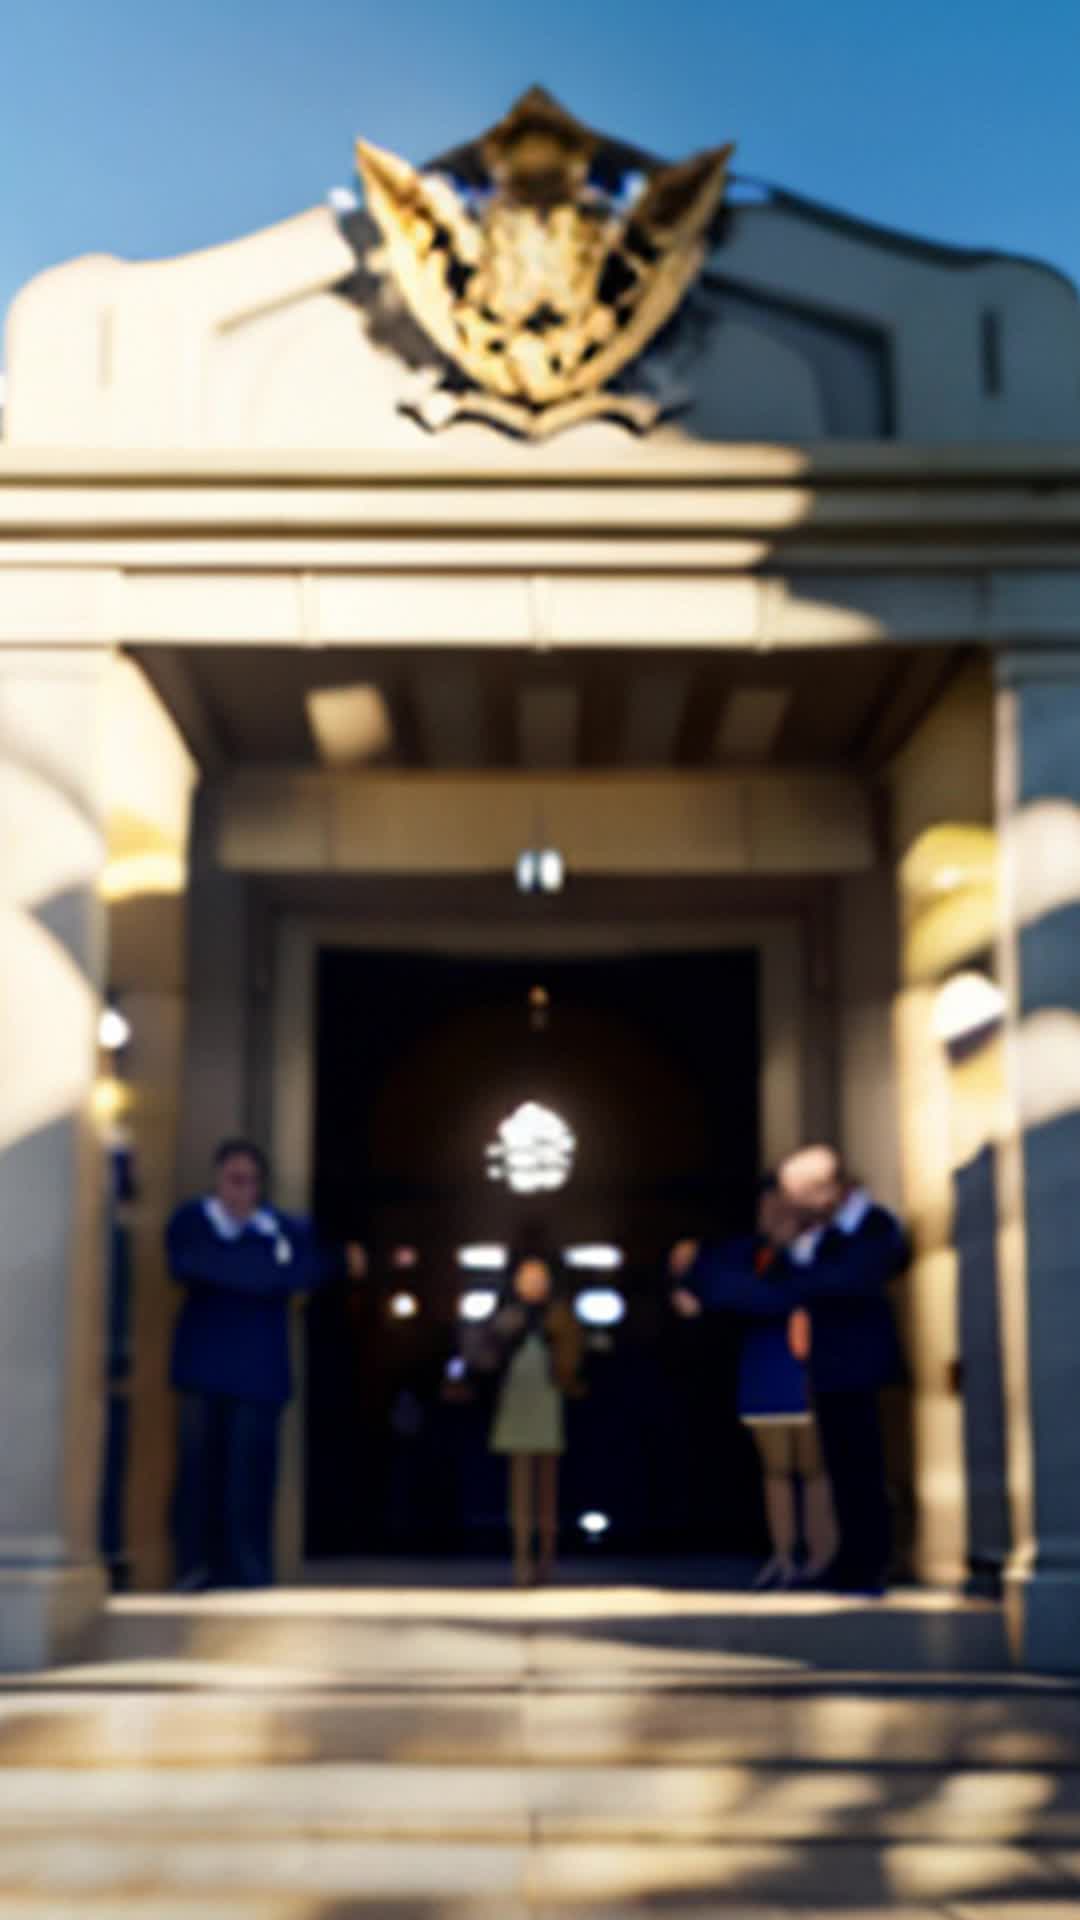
[98,1004,132,1052]
[574,1287,628,1328]
[485,1101,576,1194]
[578,1511,611,1537]
[457,1245,508,1272]
[388,1290,420,1321]
[458,1288,500,1322]
[515,847,565,894]
[564,1245,624,1272]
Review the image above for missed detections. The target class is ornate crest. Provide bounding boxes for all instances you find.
[355,89,733,438]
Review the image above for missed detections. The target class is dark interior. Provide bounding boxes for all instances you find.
[306,944,767,1560]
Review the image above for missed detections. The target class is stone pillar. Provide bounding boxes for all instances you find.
[995,647,1080,1671]
[101,657,198,1590]
[888,661,996,1589]
[0,648,110,1667]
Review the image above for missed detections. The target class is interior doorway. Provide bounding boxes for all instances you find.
[305,943,765,1562]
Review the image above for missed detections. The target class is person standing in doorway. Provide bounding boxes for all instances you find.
[166,1138,366,1590]
[467,1247,584,1588]
[670,1176,837,1589]
[776,1146,907,1595]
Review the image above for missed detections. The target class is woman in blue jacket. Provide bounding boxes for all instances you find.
[671,1177,836,1589]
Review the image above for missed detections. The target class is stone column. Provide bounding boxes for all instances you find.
[995,647,1080,1671]
[100,656,197,1591]
[888,661,995,1589]
[0,648,110,1668]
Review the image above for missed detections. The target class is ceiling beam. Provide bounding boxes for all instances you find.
[856,648,970,772]
[216,767,876,878]
[621,667,692,767]
[516,684,581,769]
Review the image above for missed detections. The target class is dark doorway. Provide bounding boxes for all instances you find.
[307,945,764,1562]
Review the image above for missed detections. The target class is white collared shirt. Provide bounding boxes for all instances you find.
[833,1187,873,1235]
[787,1187,872,1266]
[203,1198,293,1266]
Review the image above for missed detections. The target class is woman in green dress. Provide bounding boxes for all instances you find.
[475,1251,584,1586]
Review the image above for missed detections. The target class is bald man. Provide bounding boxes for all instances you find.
[672,1148,906,1593]
[778,1147,907,1594]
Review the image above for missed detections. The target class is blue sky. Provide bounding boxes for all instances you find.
[2,0,1079,351]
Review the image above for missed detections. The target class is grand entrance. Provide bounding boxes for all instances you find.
[305,942,761,1560]
[4,468,1079,1673]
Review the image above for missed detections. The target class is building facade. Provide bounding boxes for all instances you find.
[3,91,1080,1670]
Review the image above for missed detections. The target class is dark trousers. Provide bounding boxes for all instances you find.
[173,1392,281,1588]
[814,1387,891,1588]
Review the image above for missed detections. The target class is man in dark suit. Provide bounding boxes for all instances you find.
[778,1147,908,1594]
[166,1138,366,1589]
[671,1145,907,1594]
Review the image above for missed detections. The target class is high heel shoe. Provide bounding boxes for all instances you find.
[753,1554,796,1591]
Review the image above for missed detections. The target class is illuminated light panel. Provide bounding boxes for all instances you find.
[564,1244,624,1271]
[574,1287,627,1328]
[458,1288,499,1323]
[388,1290,420,1321]
[457,1245,508,1272]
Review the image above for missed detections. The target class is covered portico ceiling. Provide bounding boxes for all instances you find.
[133,641,965,775]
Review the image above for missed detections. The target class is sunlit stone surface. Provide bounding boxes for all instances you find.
[0,1571,1077,1913]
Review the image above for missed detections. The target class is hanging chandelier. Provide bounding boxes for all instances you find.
[485,1100,576,1194]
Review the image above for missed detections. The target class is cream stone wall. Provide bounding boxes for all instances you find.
[887,660,999,1585]
[214,767,874,879]
[723,208,1080,443]
[6,192,1078,452]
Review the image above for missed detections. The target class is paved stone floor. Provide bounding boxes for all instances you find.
[0,1563,1078,1915]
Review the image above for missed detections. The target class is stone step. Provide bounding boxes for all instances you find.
[2,1759,1080,1845]
[79,1586,1012,1680]
[0,1829,1077,1909]
[2,1680,1080,1768]
[0,1901,527,1920]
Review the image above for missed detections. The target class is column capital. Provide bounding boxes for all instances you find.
[994,643,1080,688]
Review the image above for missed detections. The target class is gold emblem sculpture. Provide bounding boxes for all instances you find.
[356,88,733,438]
